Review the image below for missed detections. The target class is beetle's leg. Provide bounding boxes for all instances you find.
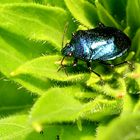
[113,61,134,71]
[61,56,65,65]
[72,58,78,67]
[99,61,114,68]
[113,61,129,66]
[57,56,65,72]
[87,62,104,84]
[57,56,68,76]
[100,61,134,71]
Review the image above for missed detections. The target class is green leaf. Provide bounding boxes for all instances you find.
[0,1,140,139]
[30,87,83,124]
[133,100,140,113]
[32,122,97,140]
[36,0,66,8]
[98,0,127,24]
[122,94,137,114]
[96,113,140,140]
[11,55,86,81]
[127,0,140,35]
[64,0,99,27]
[0,0,29,4]
[30,87,123,125]
[24,121,97,140]
[125,63,140,95]
[87,75,126,98]
[0,28,54,76]
[82,98,123,121]
[131,28,140,61]
[12,74,53,95]
[0,114,97,139]
[10,55,87,94]
[95,0,122,29]
[0,4,68,47]
[0,114,53,140]
[0,74,36,115]
[0,115,32,140]
[0,4,71,77]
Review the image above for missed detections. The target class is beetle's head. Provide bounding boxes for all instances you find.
[61,43,74,57]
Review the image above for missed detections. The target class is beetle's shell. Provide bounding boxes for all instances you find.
[70,26,131,61]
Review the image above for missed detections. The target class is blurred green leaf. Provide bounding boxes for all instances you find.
[122,94,137,114]
[131,28,140,61]
[0,115,32,140]
[0,74,36,115]
[95,0,122,29]
[96,113,140,140]
[133,100,140,113]
[64,0,99,27]
[98,0,127,25]
[127,0,140,35]
[0,0,30,4]
[125,63,140,95]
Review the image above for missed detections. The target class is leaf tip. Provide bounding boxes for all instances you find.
[10,71,16,76]
[32,122,43,133]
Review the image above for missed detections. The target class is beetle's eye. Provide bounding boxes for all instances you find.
[68,52,72,56]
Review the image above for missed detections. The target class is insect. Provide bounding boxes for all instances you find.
[59,23,131,81]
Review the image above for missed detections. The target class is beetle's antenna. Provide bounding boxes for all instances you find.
[62,22,69,49]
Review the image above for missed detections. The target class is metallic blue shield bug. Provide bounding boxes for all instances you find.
[59,23,131,80]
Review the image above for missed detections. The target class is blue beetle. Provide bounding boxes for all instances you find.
[59,23,131,80]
